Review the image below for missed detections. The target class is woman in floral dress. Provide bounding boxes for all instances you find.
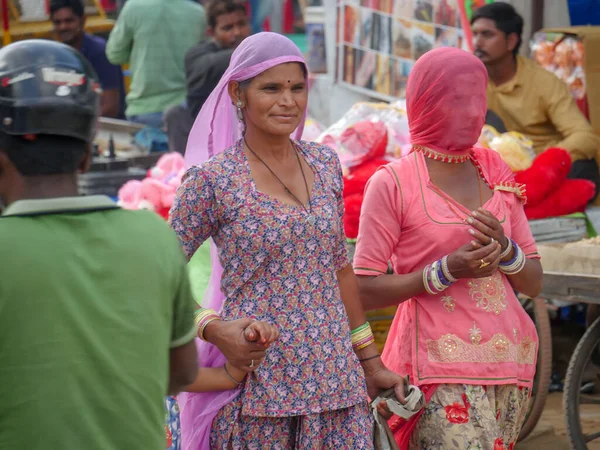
[354,47,544,450]
[169,32,405,450]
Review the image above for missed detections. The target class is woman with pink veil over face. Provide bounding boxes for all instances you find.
[353,47,543,449]
[169,32,405,449]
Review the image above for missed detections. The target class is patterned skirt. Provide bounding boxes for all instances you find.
[165,396,181,450]
[210,397,374,449]
[408,384,530,450]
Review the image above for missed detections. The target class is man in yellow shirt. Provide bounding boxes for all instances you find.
[472,2,600,198]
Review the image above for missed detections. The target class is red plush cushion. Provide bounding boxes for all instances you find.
[343,158,389,197]
[343,193,363,239]
[524,179,595,220]
[515,147,571,207]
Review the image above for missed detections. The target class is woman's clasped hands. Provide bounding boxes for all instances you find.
[446,207,510,279]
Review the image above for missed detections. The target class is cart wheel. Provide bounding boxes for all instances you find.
[518,297,552,441]
[564,315,600,449]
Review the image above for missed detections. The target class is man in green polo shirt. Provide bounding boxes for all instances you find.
[106,0,207,127]
[0,40,198,449]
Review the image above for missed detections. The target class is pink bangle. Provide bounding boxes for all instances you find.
[353,336,375,351]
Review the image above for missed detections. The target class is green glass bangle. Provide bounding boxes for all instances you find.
[351,322,370,336]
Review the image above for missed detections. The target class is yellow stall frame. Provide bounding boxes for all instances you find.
[1,0,114,45]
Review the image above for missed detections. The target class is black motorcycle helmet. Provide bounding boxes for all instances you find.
[0,39,100,143]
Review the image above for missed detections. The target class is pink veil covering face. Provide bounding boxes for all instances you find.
[179,32,308,450]
[406,47,488,154]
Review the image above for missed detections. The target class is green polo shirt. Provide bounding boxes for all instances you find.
[0,196,196,450]
[105,0,207,116]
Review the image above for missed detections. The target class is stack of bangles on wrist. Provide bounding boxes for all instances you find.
[195,308,221,341]
[423,255,457,295]
[351,322,375,351]
[498,239,526,275]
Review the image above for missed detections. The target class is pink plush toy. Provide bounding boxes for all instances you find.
[118,152,186,219]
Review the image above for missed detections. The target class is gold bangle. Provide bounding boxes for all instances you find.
[194,309,217,328]
[351,324,374,345]
[351,328,372,344]
[198,316,221,341]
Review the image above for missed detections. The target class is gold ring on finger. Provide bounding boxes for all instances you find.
[479,259,490,269]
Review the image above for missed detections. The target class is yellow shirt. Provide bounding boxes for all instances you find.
[487,56,599,161]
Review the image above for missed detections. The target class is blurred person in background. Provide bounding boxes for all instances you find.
[106,0,206,128]
[472,2,600,198]
[249,0,283,34]
[50,0,125,118]
[164,0,250,153]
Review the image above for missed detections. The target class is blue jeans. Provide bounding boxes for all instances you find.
[127,112,164,129]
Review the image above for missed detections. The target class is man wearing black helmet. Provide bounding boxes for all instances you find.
[0,40,199,449]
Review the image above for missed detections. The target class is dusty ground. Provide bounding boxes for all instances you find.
[517,393,600,450]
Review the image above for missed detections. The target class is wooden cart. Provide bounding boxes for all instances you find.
[540,271,600,450]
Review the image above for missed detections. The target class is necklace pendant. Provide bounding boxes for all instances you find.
[307,215,316,225]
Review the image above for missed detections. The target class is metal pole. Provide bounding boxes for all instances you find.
[531,0,545,35]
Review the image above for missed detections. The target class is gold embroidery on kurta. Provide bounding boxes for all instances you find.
[441,295,455,313]
[467,272,507,315]
[470,322,482,345]
[426,333,536,365]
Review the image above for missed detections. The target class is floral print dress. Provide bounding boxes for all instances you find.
[407,384,530,450]
[169,140,372,448]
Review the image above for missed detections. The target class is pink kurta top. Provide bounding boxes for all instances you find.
[354,148,540,388]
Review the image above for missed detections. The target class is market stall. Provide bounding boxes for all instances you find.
[536,239,600,450]
[81,117,164,199]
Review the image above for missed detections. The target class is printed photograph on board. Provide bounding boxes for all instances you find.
[433,0,459,27]
[414,0,434,23]
[355,48,377,89]
[434,26,459,48]
[392,58,414,97]
[377,13,393,54]
[360,7,374,47]
[343,45,355,84]
[393,19,413,59]
[412,22,434,60]
[343,4,360,45]
[371,12,381,50]
[375,54,392,95]
[378,0,393,13]
[393,0,414,19]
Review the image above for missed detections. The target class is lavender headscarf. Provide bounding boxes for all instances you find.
[179,33,308,450]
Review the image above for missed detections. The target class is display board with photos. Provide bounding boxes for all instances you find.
[337,0,477,102]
